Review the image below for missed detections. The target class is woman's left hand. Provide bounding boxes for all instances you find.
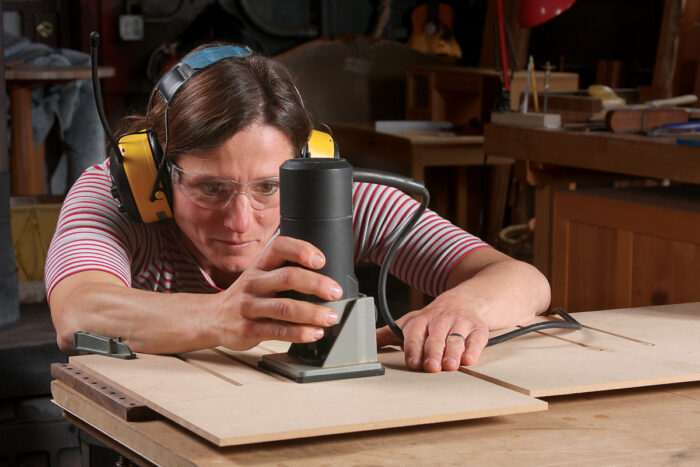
[375,248,551,372]
[375,284,490,372]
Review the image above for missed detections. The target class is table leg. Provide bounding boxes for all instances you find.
[456,167,468,230]
[9,85,46,195]
[486,165,512,243]
[534,184,554,280]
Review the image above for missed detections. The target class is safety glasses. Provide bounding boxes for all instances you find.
[170,163,280,210]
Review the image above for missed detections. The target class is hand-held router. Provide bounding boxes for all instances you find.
[258,154,429,383]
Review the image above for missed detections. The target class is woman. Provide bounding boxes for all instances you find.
[46,44,550,372]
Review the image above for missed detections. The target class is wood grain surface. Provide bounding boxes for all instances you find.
[68,345,545,447]
[465,303,700,396]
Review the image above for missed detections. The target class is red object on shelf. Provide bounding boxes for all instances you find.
[496,0,510,92]
[518,0,577,28]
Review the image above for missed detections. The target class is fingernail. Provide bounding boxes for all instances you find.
[311,253,325,268]
[464,354,475,365]
[326,312,338,325]
[425,358,440,371]
[409,357,421,368]
[330,286,342,300]
[313,328,324,340]
[443,357,457,368]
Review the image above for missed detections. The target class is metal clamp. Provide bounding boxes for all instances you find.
[73,331,135,359]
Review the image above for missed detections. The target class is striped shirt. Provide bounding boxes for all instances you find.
[45,161,489,300]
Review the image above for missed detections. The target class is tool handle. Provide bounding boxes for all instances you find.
[646,94,698,108]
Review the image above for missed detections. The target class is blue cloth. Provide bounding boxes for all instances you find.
[4,33,105,194]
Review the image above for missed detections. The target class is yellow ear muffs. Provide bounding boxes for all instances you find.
[302,129,338,158]
[110,130,173,223]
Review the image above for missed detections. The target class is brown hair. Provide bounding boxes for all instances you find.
[115,43,313,160]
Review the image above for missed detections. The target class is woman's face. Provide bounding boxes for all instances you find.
[172,122,295,286]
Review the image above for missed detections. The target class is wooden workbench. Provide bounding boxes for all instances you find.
[53,379,700,466]
[483,123,700,279]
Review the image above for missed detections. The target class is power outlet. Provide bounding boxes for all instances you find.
[119,14,144,41]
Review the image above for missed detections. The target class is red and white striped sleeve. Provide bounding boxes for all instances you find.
[352,182,491,297]
[45,161,136,301]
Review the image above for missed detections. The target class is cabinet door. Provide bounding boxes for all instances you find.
[3,0,71,48]
[551,189,700,312]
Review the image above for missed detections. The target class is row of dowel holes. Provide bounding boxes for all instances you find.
[63,364,136,406]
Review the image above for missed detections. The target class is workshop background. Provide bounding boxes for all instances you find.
[0,0,680,465]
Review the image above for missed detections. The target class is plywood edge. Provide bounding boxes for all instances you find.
[529,373,700,398]
[460,368,533,396]
[217,399,548,447]
[463,367,700,398]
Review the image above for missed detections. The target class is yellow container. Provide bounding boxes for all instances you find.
[10,204,61,282]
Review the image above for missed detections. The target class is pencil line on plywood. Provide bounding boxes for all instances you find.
[581,325,655,346]
[175,354,243,387]
[212,347,292,383]
[460,368,532,396]
[533,331,605,351]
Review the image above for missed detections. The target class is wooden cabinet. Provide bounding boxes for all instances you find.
[551,186,700,312]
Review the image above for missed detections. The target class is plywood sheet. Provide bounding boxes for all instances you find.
[69,346,546,447]
[572,303,700,364]
[465,303,700,396]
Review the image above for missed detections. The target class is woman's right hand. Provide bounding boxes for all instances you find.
[210,235,343,351]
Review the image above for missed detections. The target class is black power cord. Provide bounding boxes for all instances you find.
[487,307,581,346]
[353,168,429,341]
[353,168,582,347]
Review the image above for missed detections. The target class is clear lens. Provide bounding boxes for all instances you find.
[171,164,279,210]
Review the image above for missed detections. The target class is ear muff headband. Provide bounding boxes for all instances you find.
[153,45,253,105]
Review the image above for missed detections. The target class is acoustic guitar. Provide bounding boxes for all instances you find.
[407,1,462,59]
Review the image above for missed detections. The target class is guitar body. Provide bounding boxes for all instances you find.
[407,2,462,59]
